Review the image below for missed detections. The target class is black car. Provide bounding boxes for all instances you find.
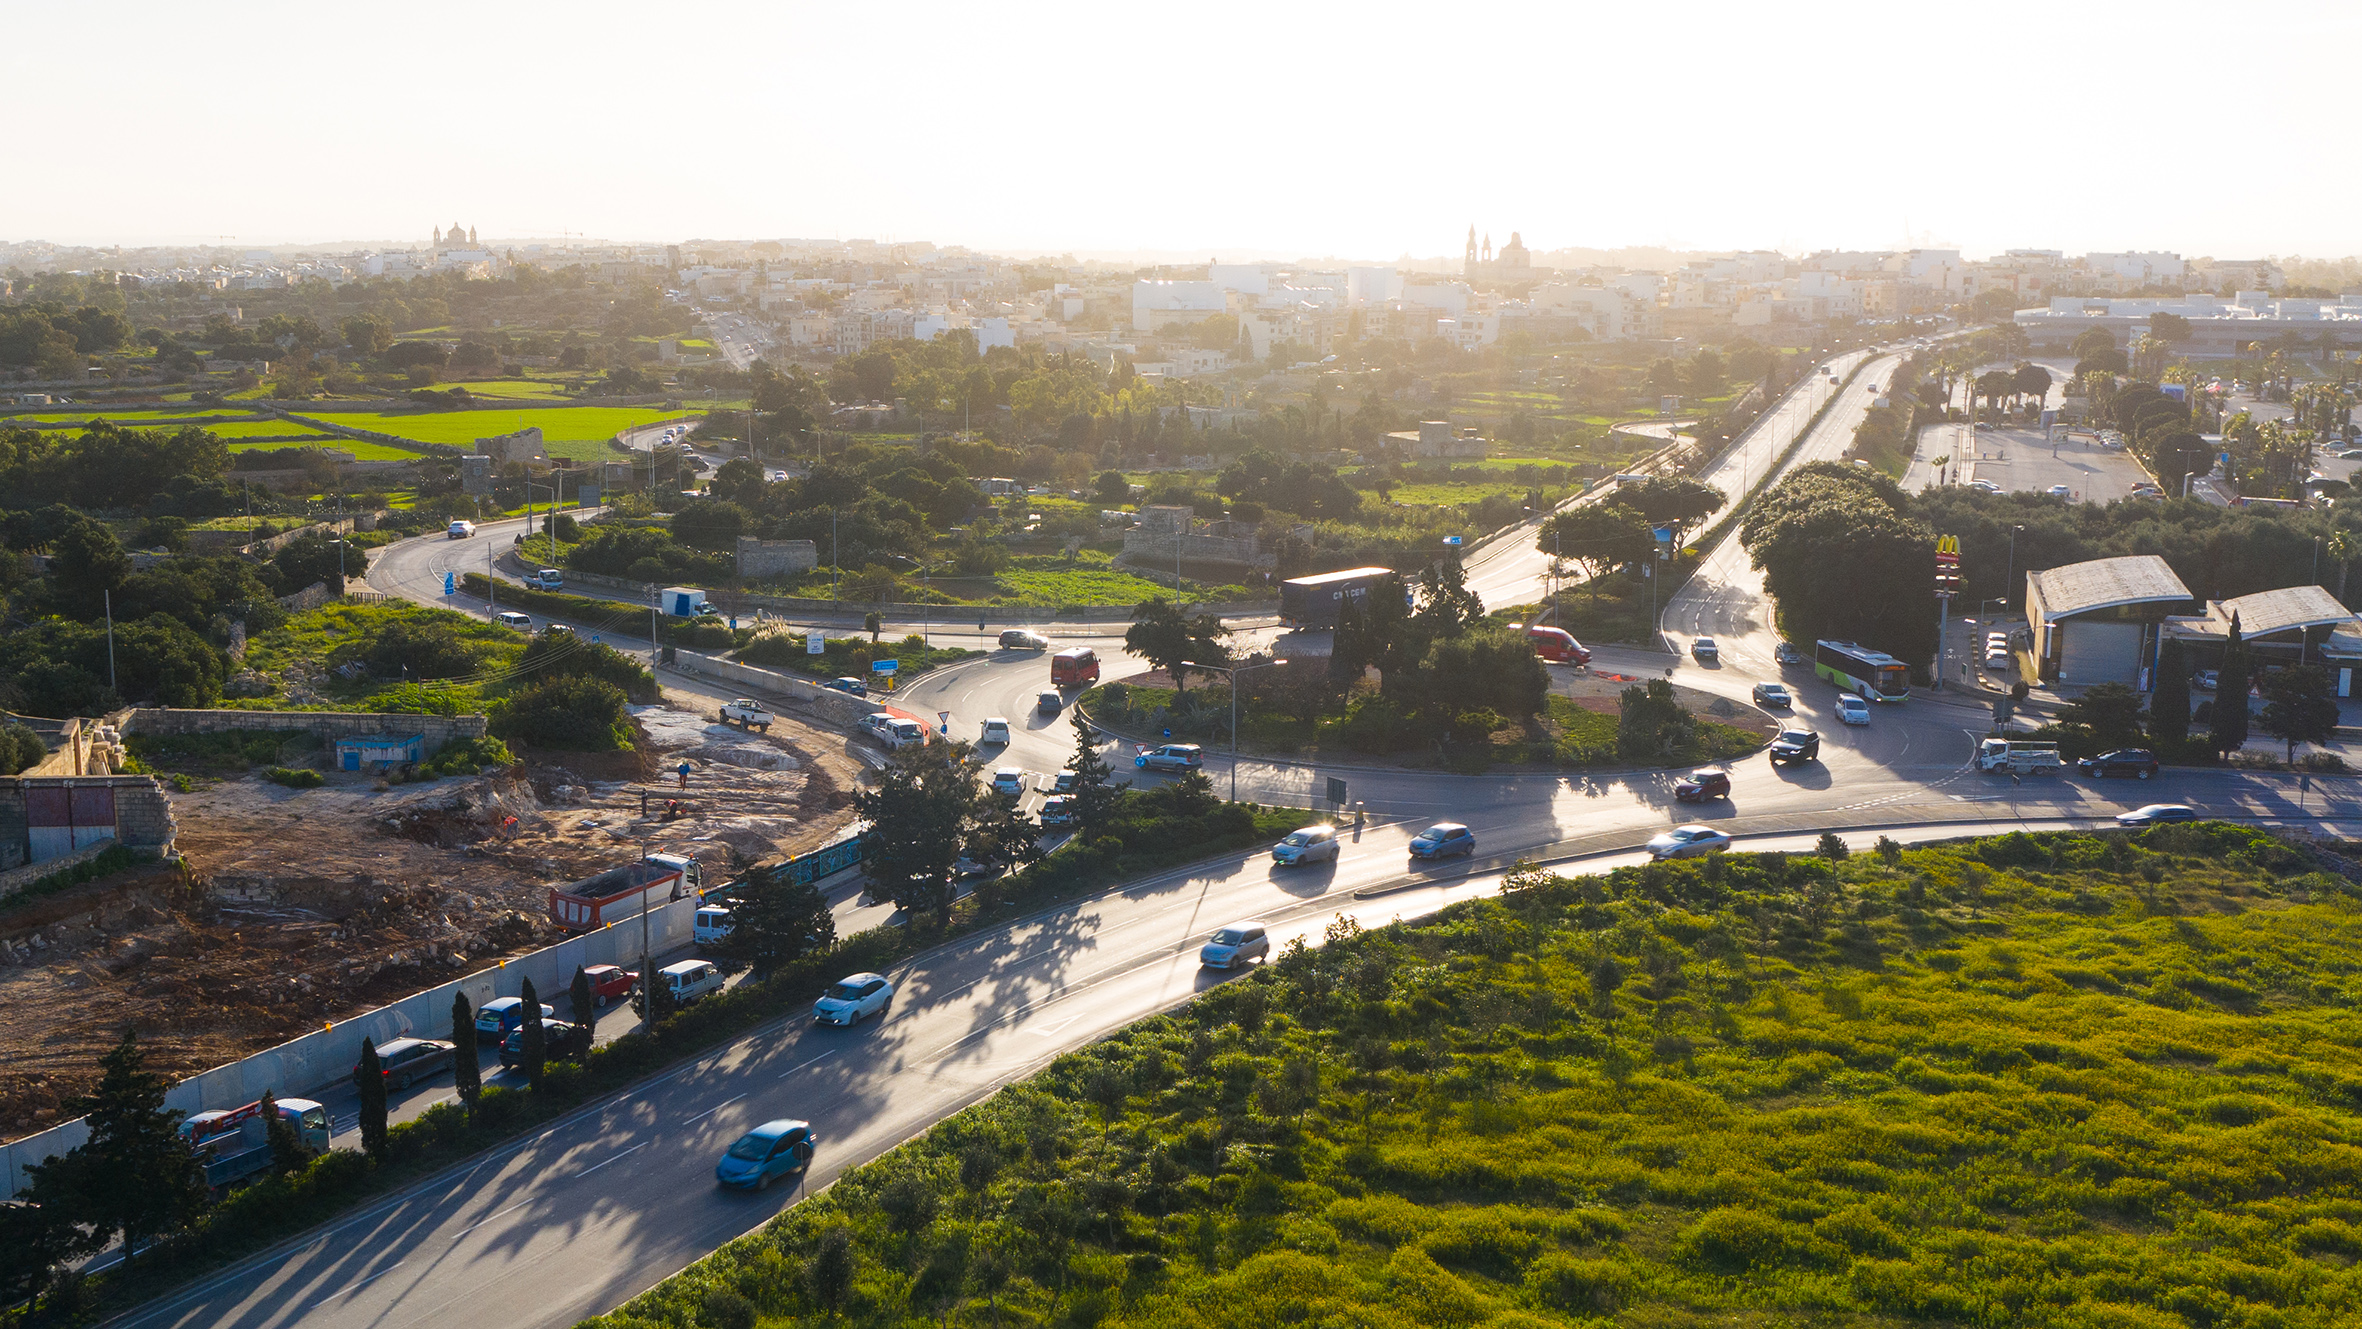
[2118,804,2196,826]
[1768,728,1821,765]
[498,1019,591,1069]
[2080,748,2159,780]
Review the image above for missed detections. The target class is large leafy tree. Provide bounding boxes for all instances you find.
[1125,597,1230,694]
[2261,665,2340,762]
[854,740,976,925]
[1413,555,1485,638]
[1538,503,1653,602]
[718,871,836,977]
[1741,463,1937,665]
[28,1029,210,1262]
[1618,477,1726,548]
[1066,711,1128,836]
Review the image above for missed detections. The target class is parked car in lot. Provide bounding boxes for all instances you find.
[1691,636,1719,663]
[1674,769,1731,802]
[813,972,894,1025]
[500,1019,591,1068]
[1835,694,1871,725]
[999,629,1049,650]
[1137,744,1202,772]
[2193,670,2219,691]
[1768,728,1820,764]
[2082,748,2160,779]
[1407,822,1476,859]
[1969,479,2003,493]
[1774,641,1806,666]
[1646,825,1733,860]
[715,1119,815,1191]
[2048,484,2072,497]
[1272,824,1341,866]
[353,1037,455,1091]
[1752,682,1791,707]
[1199,922,1270,969]
[474,998,554,1042]
[2118,803,2196,826]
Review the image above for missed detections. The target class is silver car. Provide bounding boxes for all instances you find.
[1199,922,1270,969]
[1645,825,1732,860]
[1271,825,1340,867]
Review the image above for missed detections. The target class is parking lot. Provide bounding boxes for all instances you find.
[1951,421,2157,502]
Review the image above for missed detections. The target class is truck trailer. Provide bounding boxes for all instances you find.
[548,853,703,931]
[1278,566,1400,630]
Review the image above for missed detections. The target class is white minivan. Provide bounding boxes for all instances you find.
[694,905,733,948]
[495,611,531,631]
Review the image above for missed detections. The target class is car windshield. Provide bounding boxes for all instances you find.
[824,982,865,1001]
[1211,929,1246,945]
[1668,830,1699,841]
[725,1134,772,1161]
[1282,833,1313,846]
[1779,731,1813,743]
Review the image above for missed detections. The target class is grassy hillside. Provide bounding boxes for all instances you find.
[584,823,2362,1329]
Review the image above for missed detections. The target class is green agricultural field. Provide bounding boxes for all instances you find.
[200,421,340,440]
[592,823,2362,1329]
[994,561,1185,606]
[1376,480,1555,508]
[288,406,678,451]
[1,409,247,428]
[226,438,426,460]
[437,378,578,400]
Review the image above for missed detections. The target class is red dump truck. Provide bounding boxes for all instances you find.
[548,853,704,931]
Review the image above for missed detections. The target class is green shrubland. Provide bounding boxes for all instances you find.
[587,823,2362,1329]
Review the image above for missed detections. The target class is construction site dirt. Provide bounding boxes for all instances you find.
[0,697,863,1141]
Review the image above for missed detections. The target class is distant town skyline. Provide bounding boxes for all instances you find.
[9,0,2360,258]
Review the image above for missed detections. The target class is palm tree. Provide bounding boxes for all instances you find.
[2329,531,2356,605]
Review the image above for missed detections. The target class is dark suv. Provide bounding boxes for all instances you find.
[2080,748,2159,780]
[1768,728,1821,765]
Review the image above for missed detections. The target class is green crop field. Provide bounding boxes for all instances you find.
[1,409,247,428]
[199,421,341,440]
[995,562,1185,606]
[287,406,678,450]
[590,822,2362,1329]
[226,438,425,460]
[438,378,578,400]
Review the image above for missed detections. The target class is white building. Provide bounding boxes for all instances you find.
[1132,280,1227,331]
[1347,266,1398,305]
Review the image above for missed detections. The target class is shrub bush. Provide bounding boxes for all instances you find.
[265,766,324,788]
[490,676,632,751]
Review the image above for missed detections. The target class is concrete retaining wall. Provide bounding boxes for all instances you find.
[0,890,703,1197]
[126,709,487,747]
[666,654,883,730]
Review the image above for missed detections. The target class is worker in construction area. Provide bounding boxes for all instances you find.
[676,759,691,790]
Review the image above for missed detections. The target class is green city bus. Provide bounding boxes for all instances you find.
[1814,639,1909,701]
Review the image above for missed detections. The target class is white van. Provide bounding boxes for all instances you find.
[694,906,733,948]
[495,611,531,631]
[653,959,725,1007]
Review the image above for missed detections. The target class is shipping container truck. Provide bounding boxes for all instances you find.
[1279,566,1399,630]
[660,586,712,617]
[548,853,703,931]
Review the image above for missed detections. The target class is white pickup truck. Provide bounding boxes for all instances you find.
[719,698,774,732]
[1977,738,2061,774]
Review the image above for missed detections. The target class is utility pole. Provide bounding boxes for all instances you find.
[487,543,495,614]
[648,582,660,666]
[103,589,116,694]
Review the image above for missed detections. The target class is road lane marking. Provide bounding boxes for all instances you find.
[778,1050,837,1079]
[1027,1015,1081,1038]
[578,1141,647,1176]
[451,1199,533,1239]
[308,1262,405,1309]
[681,1094,744,1126]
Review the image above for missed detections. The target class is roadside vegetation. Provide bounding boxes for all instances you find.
[588,821,2362,1329]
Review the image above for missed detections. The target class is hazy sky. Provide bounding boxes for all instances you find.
[9,0,2358,260]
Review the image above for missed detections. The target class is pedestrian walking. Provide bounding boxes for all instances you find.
[677,760,691,790]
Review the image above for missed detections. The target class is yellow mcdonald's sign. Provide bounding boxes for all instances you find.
[1936,535,1961,556]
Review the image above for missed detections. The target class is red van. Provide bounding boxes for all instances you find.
[1527,626,1591,665]
[1051,647,1100,687]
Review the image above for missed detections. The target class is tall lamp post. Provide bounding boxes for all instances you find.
[2003,524,2024,613]
[526,478,562,568]
[1209,658,1289,802]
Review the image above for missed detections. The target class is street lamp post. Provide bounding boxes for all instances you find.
[2003,524,2024,609]
[526,478,561,568]
[1213,658,1289,802]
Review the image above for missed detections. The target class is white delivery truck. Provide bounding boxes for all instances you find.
[1977,739,2062,775]
[532,568,564,590]
[661,586,712,617]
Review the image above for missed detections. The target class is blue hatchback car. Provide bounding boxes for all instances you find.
[1407,823,1476,859]
[715,1119,816,1191]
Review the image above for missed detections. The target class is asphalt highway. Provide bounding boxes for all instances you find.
[199,345,2362,1329]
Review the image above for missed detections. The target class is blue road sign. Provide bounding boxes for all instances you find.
[444,571,455,595]
[872,659,898,673]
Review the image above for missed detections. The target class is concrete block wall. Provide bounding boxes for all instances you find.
[126,709,487,748]
[0,892,702,1197]
[734,536,819,578]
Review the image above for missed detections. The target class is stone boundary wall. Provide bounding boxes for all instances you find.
[551,565,1277,623]
[0,774,177,873]
[126,708,487,747]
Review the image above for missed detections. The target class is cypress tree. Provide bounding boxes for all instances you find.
[64,1029,208,1262]
[519,976,546,1090]
[641,950,676,1025]
[569,966,596,1030]
[450,990,480,1106]
[356,1038,389,1160]
[2211,612,2251,756]
[2152,636,2191,753]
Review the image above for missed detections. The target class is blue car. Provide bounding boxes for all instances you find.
[1407,823,1475,859]
[822,677,868,698]
[715,1119,816,1191]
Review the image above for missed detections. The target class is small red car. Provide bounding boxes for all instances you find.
[581,964,638,1007]
[1674,769,1731,802]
